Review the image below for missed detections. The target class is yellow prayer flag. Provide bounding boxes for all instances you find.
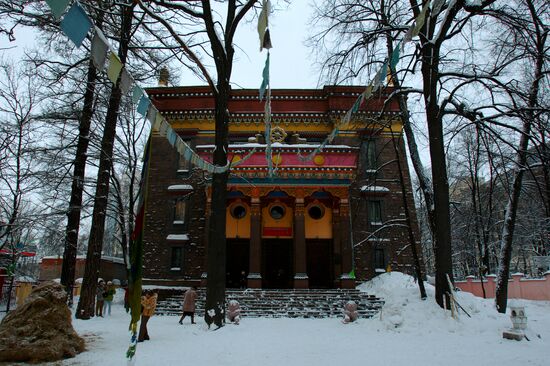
[107,52,123,84]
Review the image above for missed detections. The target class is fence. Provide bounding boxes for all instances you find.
[455,272,550,301]
[0,276,16,313]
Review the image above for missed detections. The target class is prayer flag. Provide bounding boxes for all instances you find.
[390,43,401,70]
[107,52,123,84]
[432,0,446,16]
[259,52,270,100]
[46,0,70,19]
[412,3,430,37]
[137,95,150,116]
[167,128,177,146]
[363,85,374,101]
[159,120,169,136]
[257,0,270,50]
[120,69,134,94]
[176,139,185,155]
[351,94,363,113]
[91,27,109,70]
[132,86,144,104]
[146,104,157,124]
[184,147,193,161]
[262,29,273,50]
[153,114,163,132]
[402,26,414,49]
[60,3,92,48]
[127,136,150,362]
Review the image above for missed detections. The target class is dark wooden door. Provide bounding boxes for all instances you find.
[307,240,333,288]
[226,239,249,288]
[262,239,293,288]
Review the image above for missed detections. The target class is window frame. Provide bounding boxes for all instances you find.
[170,246,183,271]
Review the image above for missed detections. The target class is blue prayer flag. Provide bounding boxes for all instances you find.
[137,95,150,116]
[60,3,92,48]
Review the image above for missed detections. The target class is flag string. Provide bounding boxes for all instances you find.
[47,0,231,175]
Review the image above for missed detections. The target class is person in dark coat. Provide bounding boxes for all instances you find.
[179,286,197,324]
[95,280,105,317]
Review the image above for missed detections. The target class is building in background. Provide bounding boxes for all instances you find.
[142,86,422,289]
[39,256,127,284]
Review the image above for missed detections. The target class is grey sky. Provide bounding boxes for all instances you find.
[1,2,319,89]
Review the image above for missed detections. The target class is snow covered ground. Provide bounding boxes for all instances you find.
[33,273,550,365]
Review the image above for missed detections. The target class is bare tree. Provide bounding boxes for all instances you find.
[492,0,548,313]
[0,61,43,251]
[136,0,259,328]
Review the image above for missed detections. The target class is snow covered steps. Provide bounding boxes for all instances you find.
[155,288,384,318]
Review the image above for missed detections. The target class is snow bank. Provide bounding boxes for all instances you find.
[58,272,549,366]
[359,272,547,341]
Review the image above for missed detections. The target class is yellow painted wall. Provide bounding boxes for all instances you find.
[226,202,251,239]
[305,202,333,239]
[262,202,293,238]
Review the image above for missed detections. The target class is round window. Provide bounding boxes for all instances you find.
[308,205,324,220]
[269,205,285,220]
[231,204,247,219]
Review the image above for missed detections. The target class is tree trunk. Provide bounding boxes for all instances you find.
[204,83,230,328]
[76,3,134,319]
[391,123,427,299]
[60,56,98,307]
[495,123,533,312]
[421,43,454,309]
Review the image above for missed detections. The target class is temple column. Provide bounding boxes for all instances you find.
[293,198,308,288]
[339,199,355,289]
[201,198,211,287]
[247,198,262,288]
[332,206,342,288]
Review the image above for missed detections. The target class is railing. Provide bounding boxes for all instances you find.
[455,272,550,300]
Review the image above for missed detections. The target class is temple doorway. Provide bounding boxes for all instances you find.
[307,239,333,288]
[226,239,249,288]
[262,239,293,288]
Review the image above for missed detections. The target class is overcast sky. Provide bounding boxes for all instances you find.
[0,1,319,90]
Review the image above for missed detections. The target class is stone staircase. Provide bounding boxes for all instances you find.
[155,288,384,318]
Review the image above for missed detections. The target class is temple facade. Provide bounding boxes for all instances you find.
[142,85,422,289]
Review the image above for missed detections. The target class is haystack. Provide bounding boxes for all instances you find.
[0,281,85,363]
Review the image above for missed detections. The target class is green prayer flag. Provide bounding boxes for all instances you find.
[259,52,270,100]
[390,42,401,70]
[46,0,70,19]
[132,86,144,104]
[351,95,363,113]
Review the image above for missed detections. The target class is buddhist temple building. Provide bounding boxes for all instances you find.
[142,85,422,289]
